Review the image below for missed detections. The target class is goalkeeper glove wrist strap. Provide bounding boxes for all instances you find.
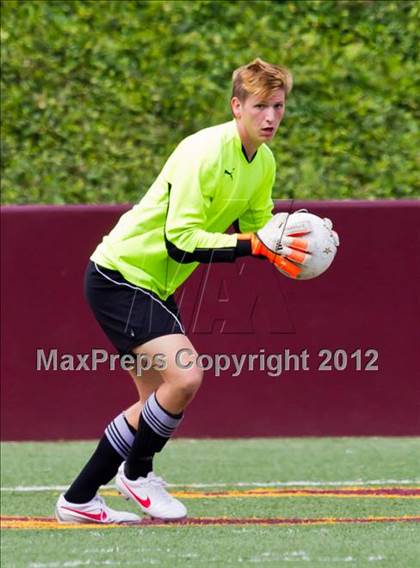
[235,235,253,257]
[236,233,301,278]
[236,233,274,260]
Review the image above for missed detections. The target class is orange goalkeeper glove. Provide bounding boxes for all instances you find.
[237,213,312,279]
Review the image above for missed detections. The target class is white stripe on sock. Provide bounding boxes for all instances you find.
[105,413,135,459]
[142,394,183,438]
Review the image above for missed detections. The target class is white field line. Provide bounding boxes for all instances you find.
[1,479,419,492]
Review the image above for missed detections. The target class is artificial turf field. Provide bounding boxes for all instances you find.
[1,438,420,567]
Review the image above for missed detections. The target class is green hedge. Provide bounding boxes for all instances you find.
[2,0,419,203]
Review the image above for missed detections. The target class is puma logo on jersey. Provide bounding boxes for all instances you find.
[224,168,235,179]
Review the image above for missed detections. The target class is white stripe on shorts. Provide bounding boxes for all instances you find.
[94,262,185,334]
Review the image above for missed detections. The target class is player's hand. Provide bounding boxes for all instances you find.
[252,213,312,278]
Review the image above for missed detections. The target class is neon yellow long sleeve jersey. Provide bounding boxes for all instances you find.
[91,119,276,300]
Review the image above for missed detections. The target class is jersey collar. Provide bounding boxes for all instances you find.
[231,120,258,163]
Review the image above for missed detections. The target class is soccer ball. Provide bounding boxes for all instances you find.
[277,210,340,280]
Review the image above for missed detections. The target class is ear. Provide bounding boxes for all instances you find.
[231,96,242,119]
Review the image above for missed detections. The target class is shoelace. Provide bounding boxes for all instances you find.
[145,474,168,488]
[91,495,107,510]
[146,475,174,504]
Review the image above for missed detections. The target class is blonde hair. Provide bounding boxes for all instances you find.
[232,58,293,101]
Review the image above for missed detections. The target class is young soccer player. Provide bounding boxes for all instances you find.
[56,58,310,524]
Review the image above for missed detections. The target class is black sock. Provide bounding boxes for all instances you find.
[124,414,167,480]
[128,455,154,479]
[125,393,183,481]
[65,414,136,504]
[65,435,123,503]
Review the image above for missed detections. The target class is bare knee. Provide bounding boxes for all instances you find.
[174,368,203,403]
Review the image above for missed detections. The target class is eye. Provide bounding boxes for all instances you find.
[274,103,284,109]
[255,104,265,109]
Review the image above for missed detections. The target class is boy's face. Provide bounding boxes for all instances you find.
[231,89,286,148]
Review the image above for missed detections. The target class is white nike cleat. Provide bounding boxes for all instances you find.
[55,493,141,524]
[116,463,187,520]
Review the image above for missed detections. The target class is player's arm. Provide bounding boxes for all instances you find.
[164,144,309,275]
[166,192,310,278]
[164,143,248,263]
[164,178,240,263]
[167,199,310,278]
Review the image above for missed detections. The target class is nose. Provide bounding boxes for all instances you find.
[265,107,276,124]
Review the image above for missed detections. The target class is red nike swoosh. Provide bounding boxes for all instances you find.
[62,506,108,522]
[121,480,151,508]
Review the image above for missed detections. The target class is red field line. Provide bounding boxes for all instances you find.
[167,487,420,499]
[241,488,420,496]
[2,515,420,530]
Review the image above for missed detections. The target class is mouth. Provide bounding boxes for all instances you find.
[261,127,275,137]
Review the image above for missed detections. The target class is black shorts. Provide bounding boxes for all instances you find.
[84,261,184,355]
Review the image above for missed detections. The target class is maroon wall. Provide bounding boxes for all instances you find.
[1,201,419,440]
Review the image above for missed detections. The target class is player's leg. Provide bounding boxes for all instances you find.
[116,333,202,519]
[124,333,202,478]
[63,367,162,503]
[124,367,163,428]
[142,333,203,414]
[55,368,162,524]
